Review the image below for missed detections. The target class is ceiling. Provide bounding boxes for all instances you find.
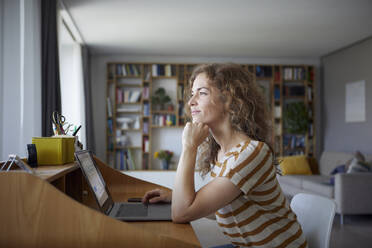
[62,0,372,58]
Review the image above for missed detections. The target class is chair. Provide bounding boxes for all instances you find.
[290,193,336,248]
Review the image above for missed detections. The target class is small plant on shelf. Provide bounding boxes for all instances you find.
[151,88,172,110]
[154,150,173,170]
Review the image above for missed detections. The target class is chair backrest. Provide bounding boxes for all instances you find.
[290,193,336,248]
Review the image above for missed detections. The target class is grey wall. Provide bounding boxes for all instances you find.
[91,55,321,162]
[322,37,372,155]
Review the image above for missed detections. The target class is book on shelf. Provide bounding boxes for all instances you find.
[143,121,149,135]
[145,71,151,81]
[116,64,140,77]
[107,97,113,117]
[283,67,305,81]
[142,155,149,170]
[307,87,312,101]
[126,149,136,170]
[283,134,305,149]
[143,137,149,153]
[152,64,173,77]
[116,89,141,103]
[152,114,176,126]
[142,86,150,99]
[255,65,272,77]
[143,103,150,116]
[178,85,184,100]
[274,85,280,100]
[107,119,113,134]
[178,102,184,116]
[274,106,281,118]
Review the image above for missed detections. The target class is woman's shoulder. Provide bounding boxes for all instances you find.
[224,139,270,164]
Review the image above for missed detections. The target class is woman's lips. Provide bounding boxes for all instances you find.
[191,110,201,115]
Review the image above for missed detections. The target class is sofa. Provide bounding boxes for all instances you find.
[277,151,372,224]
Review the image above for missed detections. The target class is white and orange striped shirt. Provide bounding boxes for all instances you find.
[211,139,307,248]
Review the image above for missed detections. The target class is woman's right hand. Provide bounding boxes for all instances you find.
[142,188,172,204]
[182,122,209,150]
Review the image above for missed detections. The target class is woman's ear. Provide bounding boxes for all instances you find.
[223,94,232,113]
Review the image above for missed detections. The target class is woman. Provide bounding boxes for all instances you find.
[143,63,307,248]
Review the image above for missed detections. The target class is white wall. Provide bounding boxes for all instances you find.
[0,0,4,161]
[0,0,41,160]
[91,55,321,164]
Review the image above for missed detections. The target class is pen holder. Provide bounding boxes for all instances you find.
[32,136,75,165]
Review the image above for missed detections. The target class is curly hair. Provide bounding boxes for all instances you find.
[185,63,275,177]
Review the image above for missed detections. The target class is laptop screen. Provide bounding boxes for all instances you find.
[76,151,109,207]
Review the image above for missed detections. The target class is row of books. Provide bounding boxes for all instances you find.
[116,89,141,103]
[116,64,141,76]
[256,66,272,78]
[283,134,305,149]
[152,64,174,77]
[152,114,176,126]
[283,67,306,80]
[283,85,305,97]
[115,149,136,170]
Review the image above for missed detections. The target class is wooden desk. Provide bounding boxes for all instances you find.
[0,157,200,247]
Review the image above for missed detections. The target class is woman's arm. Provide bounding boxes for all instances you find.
[171,122,241,223]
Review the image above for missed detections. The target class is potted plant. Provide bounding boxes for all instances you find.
[151,88,171,110]
[154,150,173,170]
[283,102,309,134]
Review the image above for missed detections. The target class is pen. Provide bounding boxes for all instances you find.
[73,125,82,136]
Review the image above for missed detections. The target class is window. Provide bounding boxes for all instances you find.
[58,10,86,148]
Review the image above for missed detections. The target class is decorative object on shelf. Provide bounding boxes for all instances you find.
[283,102,309,134]
[154,150,173,170]
[151,88,171,110]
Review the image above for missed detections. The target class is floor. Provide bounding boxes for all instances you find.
[330,214,372,248]
[191,214,372,248]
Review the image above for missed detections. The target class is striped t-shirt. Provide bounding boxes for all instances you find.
[211,139,307,248]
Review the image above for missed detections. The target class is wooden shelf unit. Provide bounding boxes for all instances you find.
[106,63,316,170]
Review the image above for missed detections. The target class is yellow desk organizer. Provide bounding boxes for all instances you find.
[32,136,75,165]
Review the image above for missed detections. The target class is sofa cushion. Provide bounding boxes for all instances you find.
[276,175,311,188]
[301,175,334,198]
[319,152,353,175]
[279,155,312,175]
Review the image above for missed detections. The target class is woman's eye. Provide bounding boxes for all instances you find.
[200,92,207,95]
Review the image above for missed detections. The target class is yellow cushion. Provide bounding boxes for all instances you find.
[279,155,312,175]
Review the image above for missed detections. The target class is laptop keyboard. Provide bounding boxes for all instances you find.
[115,203,148,217]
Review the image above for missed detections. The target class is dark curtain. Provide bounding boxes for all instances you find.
[41,0,61,136]
[81,45,96,152]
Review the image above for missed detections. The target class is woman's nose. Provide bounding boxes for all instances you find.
[188,95,197,106]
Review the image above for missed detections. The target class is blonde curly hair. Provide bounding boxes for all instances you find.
[185,63,275,177]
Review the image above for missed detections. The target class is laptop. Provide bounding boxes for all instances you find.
[75,150,172,221]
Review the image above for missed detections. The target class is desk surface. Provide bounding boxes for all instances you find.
[0,158,200,247]
[34,163,78,182]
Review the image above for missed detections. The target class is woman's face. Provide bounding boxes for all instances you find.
[188,73,225,125]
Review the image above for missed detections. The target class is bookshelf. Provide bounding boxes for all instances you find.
[106,63,316,170]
